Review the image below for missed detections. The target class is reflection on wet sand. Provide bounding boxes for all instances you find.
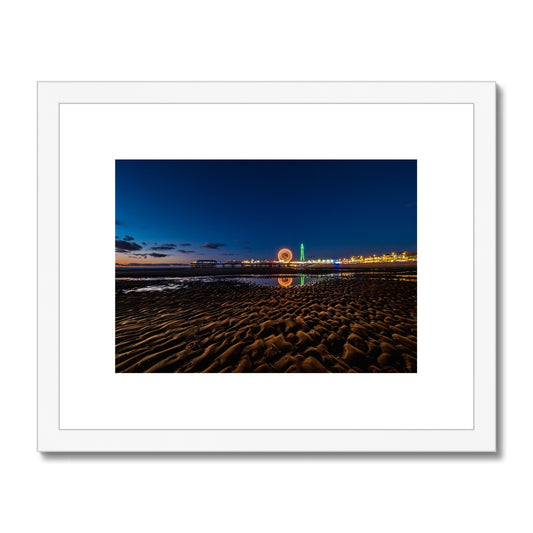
[278,277,293,287]
[118,271,417,293]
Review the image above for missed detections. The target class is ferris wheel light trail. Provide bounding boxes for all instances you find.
[277,248,293,262]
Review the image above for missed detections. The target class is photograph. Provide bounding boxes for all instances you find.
[115,159,417,373]
[37,81,495,454]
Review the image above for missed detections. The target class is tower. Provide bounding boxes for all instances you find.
[300,243,305,262]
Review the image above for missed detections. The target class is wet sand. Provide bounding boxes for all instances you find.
[116,275,417,373]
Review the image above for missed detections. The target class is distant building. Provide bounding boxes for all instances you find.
[345,251,417,263]
[191,260,218,266]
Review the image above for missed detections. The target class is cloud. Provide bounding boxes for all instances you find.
[234,240,250,244]
[180,243,192,247]
[150,244,176,251]
[115,219,124,226]
[201,242,226,250]
[141,242,147,246]
[123,235,135,241]
[129,252,169,259]
[243,246,251,251]
[177,249,196,254]
[221,253,238,256]
[115,239,143,252]
[116,262,185,267]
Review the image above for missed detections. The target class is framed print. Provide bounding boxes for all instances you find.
[37,81,496,452]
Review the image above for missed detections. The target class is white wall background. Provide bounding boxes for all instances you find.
[0,1,526,532]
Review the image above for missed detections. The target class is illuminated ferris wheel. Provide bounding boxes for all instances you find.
[277,248,293,262]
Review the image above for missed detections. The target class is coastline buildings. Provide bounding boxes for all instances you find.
[344,251,417,263]
[225,250,417,266]
[192,244,416,266]
[191,259,218,266]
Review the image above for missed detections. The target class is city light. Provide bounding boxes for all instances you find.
[192,246,416,267]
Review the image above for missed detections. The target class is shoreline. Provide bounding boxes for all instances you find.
[116,262,417,279]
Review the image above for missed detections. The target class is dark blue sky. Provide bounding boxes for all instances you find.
[115,160,416,266]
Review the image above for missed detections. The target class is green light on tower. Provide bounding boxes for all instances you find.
[300,243,305,262]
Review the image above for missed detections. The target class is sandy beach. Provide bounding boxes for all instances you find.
[116,269,417,373]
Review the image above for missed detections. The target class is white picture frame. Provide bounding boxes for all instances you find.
[37,81,496,452]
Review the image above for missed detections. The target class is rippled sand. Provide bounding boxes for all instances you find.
[116,278,417,373]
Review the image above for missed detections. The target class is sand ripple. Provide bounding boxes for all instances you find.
[116,278,417,373]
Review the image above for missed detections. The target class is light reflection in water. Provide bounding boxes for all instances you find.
[277,277,293,287]
[120,272,417,292]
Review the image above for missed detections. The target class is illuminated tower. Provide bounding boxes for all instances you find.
[300,243,305,262]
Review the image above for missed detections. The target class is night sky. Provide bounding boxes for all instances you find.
[115,160,416,266]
